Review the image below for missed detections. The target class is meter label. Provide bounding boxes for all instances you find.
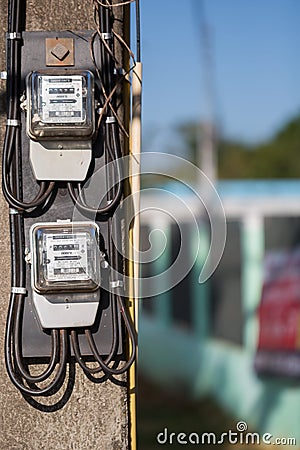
[45,233,89,281]
[39,75,84,124]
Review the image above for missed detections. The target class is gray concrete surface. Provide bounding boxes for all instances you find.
[0,1,129,449]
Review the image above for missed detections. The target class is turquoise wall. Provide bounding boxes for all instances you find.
[139,217,300,443]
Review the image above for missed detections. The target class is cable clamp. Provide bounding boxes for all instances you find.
[9,207,22,215]
[110,280,124,289]
[25,249,32,265]
[114,68,126,76]
[0,71,7,80]
[106,116,116,124]
[6,32,22,40]
[6,119,20,127]
[101,32,112,40]
[11,287,27,295]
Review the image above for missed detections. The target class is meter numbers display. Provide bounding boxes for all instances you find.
[39,76,84,124]
[45,233,89,282]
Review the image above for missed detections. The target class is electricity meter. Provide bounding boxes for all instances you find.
[25,70,96,182]
[31,221,100,293]
[30,221,101,329]
[26,70,95,140]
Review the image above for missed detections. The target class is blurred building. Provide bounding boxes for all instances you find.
[139,180,300,440]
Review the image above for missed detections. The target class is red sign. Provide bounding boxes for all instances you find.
[257,248,300,351]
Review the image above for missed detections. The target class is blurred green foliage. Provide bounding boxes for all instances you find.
[177,115,300,179]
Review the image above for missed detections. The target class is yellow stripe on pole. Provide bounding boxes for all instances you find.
[128,61,142,450]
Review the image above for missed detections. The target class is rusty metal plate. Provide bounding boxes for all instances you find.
[46,37,74,66]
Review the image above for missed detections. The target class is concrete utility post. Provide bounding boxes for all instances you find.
[0,1,134,449]
[194,0,217,185]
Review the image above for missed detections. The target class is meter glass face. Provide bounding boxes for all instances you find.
[31,223,100,293]
[39,76,85,124]
[44,232,90,282]
[26,70,95,140]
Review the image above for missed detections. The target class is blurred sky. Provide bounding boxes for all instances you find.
[139,0,300,150]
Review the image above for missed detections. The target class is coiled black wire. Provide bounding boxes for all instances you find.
[2,0,55,212]
[5,295,68,396]
[85,293,136,375]
[4,0,136,394]
[70,274,136,375]
[68,0,123,217]
[67,123,123,216]
[4,0,65,396]
[69,0,136,375]
[5,209,68,395]
[70,216,136,376]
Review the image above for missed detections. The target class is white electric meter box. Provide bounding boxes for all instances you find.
[26,71,95,140]
[30,221,101,329]
[26,70,95,181]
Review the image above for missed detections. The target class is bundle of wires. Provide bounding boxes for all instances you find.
[3,0,138,396]
[3,0,68,396]
[68,0,137,376]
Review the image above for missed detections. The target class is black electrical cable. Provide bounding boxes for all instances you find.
[2,123,56,210]
[79,227,137,376]
[135,0,141,62]
[105,3,114,83]
[5,190,67,395]
[68,2,123,216]
[70,294,119,374]
[71,195,136,375]
[67,178,122,216]
[5,301,68,396]
[14,303,60,383]
[69,2,136,375]
[70,330,102,375]
[67,122,123,216]
[71,215,119,377]
[4,187,65,395]
[5,0,136,395]
[2,111,55,210]
[2,0,55,211]
[91,217,137,375]
[71,214,126,376]
[85,293,136,375]
[70,274,136,376]
[2,168,56,211]
[4,0,66,397]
